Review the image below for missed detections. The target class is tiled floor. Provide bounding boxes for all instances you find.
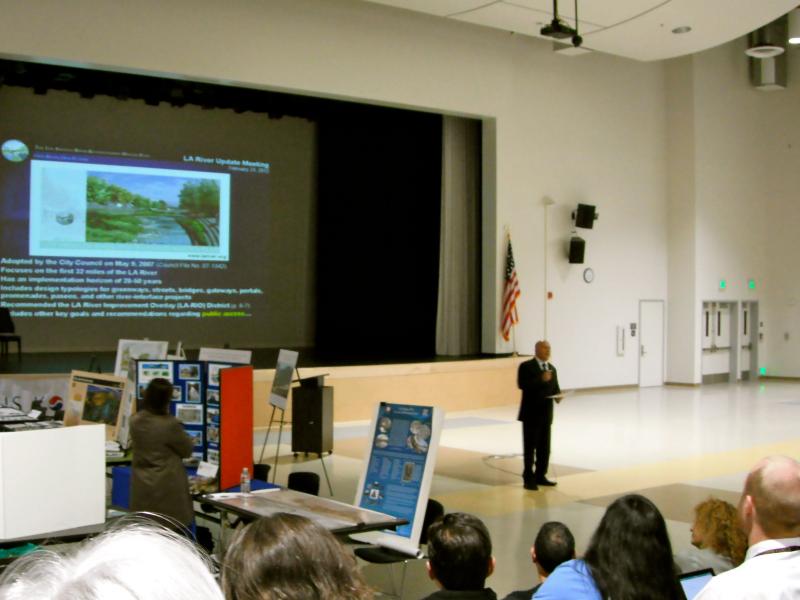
[257,380,800,599]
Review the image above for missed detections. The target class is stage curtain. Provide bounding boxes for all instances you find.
[436,116,481,356]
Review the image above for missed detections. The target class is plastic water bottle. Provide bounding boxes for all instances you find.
[240,467,251,494]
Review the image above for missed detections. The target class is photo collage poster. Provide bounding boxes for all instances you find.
[65,370,129,440]
[134,359,234,465]
[204,362,232,467]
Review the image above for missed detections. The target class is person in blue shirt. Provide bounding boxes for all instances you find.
[534,494,683,600]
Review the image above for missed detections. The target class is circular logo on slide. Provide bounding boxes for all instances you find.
[2,139,29,162]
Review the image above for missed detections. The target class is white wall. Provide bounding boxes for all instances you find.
[0,0,671,387]
[760,50,800,376]
[668,40,800,383]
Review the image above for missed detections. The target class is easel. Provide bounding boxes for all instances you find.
[257,400,287,484]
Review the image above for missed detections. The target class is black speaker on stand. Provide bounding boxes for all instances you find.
[291,376,334,494]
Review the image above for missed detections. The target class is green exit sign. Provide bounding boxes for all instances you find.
[759,367,766,376]
[719,279,727,290]
[748,279,756,290]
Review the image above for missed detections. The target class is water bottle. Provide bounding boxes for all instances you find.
[240,467,251,494]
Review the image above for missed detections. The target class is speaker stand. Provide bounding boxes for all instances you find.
[318,452,334,496]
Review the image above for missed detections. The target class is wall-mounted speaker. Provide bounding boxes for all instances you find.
[573,203,597,229]
[568,236,585,264]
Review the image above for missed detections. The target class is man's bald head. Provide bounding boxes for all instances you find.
[534,341,551,361]
[741,455,800,539]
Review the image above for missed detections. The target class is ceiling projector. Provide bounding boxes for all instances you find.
[540,0,583,48]
[540,18,576,40]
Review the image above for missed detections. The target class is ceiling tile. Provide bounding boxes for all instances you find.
[363,0,496,18]
[504,0,668,29]
[360,0,800,61]
[452,2,602,38]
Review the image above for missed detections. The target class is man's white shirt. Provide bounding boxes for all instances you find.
[694,537,800,600]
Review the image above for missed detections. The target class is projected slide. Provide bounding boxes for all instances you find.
[30,159,230,261]
[0,80,324,353]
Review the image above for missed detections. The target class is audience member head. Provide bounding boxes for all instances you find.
[222,513,372,600]
[142,377,173,415]
[0,520,222,600]
[739,455,800,544]
[691,497,747,566]
[426,512,494,591]
[584,494,682,600]
[532,521,575,579]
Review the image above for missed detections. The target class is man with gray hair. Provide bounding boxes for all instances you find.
[695,455,800,599]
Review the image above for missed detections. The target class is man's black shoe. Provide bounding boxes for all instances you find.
[536,477,557,487]
[523,480,538,490]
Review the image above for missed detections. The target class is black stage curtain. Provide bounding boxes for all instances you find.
[315,108,442,359]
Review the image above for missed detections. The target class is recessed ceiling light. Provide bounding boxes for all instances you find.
[789,8,800,45]
[672,25,692,34]
[745,45,785,58]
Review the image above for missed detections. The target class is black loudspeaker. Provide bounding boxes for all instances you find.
[574,203,596,229]
[568,236,585,264]
[291,386,333,454]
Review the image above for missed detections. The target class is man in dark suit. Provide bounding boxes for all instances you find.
[517,340,560,490]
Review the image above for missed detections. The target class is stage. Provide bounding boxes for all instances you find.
[0,348,524,425]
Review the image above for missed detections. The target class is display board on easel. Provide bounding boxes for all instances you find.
[351,402,444,556]
[269,349,298,410]
[258,349,298,482]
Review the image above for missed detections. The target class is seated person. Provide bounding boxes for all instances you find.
[675,497,747,574]
[422,512,498,600]
[503,521,575,599]
[222,512,373,600]
[534,494,683,600]
[695,455,800,600]
[0,520,223,600]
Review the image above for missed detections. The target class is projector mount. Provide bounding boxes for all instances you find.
[540,0,583,48]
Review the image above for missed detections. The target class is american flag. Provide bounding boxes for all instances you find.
[501,238,520,342]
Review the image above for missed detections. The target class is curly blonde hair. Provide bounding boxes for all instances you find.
[694,498,747,566]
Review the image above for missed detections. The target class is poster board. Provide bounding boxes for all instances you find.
[133,359,247,476]
[269,349,298,410]
[114,339,169,377]
[198,347,252,364]
[0,374,68,419]
[352,402,444,555]
[0,424,105,540]
[219,365,254,490]
[136,359,206,460]
[65,371,128,441]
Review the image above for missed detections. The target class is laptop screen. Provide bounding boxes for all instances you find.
[679,568,714,599]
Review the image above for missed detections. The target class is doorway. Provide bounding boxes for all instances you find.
[639,300,665,387]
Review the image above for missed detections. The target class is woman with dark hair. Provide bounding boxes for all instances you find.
[130,377,195,527]
[675,497,747,574]
[534,494,683,600]
[222,513,373,600]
